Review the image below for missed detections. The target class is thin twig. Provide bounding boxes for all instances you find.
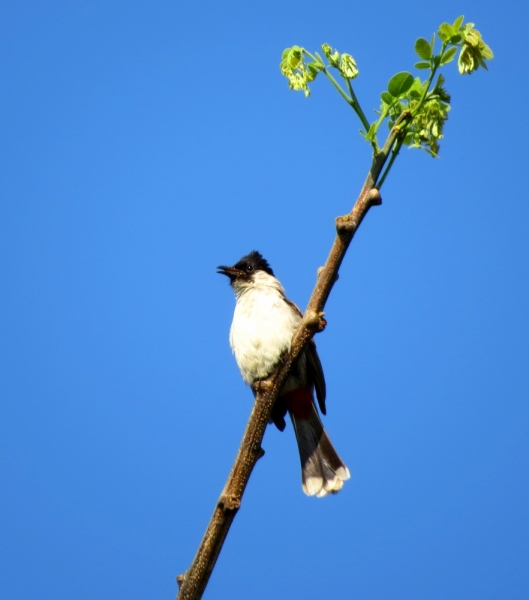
[176,112,412,600]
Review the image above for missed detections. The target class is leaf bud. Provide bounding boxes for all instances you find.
[340,53,359,79]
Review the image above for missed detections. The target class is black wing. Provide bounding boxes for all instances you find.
[306,340,326,415]
[283,296,327,415]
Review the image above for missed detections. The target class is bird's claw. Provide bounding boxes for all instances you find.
[306,310,327,332]
[251,379,273,394]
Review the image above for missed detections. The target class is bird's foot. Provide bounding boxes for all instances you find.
[306,310,327,333]
[251,379,273,394]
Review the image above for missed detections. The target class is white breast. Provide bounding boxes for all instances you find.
[229,272,301,384]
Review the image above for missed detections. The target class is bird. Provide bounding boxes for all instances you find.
[218,250,350,497]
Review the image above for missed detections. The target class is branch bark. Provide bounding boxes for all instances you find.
[176,112,411,600]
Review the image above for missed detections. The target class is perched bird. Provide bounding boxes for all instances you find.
[218,250,350,497]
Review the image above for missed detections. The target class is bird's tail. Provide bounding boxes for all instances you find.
[286,388,350,497]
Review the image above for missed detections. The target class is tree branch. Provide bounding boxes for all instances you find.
[176,112,412,600]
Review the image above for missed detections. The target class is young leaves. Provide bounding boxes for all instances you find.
[279,46,313,97]
[340,54,359,79]
[457,26,494,74]
[279,16,492,177]
[279,44,360,98]
[433,16,493,74]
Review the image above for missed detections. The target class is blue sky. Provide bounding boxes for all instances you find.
[1,1,528,599]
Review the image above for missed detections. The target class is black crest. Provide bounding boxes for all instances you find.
[234,251,274,276]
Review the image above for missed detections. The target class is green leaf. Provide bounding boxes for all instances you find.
[481,43,494,60]
[307,63,321,79]
[430,33,436,53]
[415,61,430,69]
[365,122,377,141]
[453,15,464,30]
[411,76,425,92]
[415,38,431,60]
[478,56,489,70]
[387,72,414,97]
[440,47,457,65]
[439,23,454,40]
[403,131,414,146]
[330,51,340,65]
[287,47,302,69]
[381,91,393,104]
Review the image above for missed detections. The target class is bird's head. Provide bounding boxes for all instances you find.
[217,251,275,293]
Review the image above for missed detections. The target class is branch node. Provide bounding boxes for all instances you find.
[176,574,186,589]
[335,214,356,235]
[218,494,241,512]
[368,188,382,206]
[256,447,265,461]
[251,439,263,457]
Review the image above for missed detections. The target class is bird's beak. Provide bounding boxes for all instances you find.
[217,265,244,279]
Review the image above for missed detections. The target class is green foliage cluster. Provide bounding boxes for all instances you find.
[279,16,493,182]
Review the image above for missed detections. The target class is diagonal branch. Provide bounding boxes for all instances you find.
[176,111,411,600]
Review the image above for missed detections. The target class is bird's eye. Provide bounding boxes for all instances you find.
[245,264,253,273]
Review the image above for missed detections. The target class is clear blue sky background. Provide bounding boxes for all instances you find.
[1,1,527,599]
